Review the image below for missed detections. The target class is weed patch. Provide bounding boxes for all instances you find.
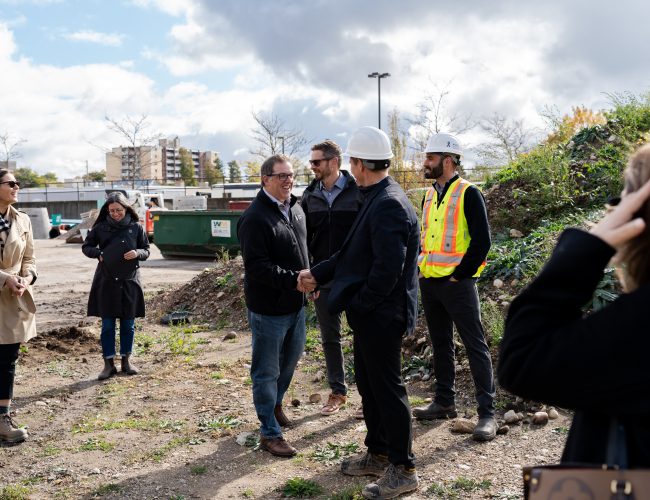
[78,437,114,452]
[72,415,184,434]
[281,477,323,498]
[328,485,364,500]
[190,465,207,475]
[198,415,242,434]
[310,442,359,464]
[426,477,492,498]
[0,485,31,500]
[92,483,121,496]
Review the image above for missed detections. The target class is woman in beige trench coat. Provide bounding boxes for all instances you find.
[0,169,37,444]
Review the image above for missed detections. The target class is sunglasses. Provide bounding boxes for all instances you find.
[309,157,333,167]
[267,172,294,181]
[0,180,20,188]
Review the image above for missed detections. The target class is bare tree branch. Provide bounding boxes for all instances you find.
[104,114,163,186]
[0,132,27,169]
[476,113,533,166]
[407,79,476,152]
[249,111,309,161]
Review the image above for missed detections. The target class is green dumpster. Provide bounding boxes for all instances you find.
[152,210,243,258]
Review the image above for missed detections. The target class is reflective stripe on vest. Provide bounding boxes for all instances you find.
[418,178,486,278]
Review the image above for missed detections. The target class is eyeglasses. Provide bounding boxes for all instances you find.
[0,180,20,188]
[309,157,334,167]
[267,172,294,181]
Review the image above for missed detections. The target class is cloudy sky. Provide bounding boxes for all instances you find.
[1,0,649,179]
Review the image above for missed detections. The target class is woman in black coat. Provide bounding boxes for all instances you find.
[499,144,650,466]
[82,192,150,380]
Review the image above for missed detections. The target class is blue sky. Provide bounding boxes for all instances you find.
[1,0,650,178]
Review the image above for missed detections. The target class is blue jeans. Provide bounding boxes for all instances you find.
[248,308,306,438]
[101,318,135,359]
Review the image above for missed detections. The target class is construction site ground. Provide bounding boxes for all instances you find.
[0,239,569,499]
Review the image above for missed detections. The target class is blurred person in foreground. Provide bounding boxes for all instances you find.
[499,144,650,465]
[0,169,37,443]
[82,192,150,380]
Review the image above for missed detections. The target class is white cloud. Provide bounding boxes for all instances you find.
[4,0,650,179]
[63,30,125,47]
[128,0,192,16]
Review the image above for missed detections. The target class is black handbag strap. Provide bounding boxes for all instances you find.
[606,417,629,469]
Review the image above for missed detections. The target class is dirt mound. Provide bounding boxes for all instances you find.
[147,256,247,328]
[25,324,100,358]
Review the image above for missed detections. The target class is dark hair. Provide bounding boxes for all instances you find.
[311,140,342,167]
[0,169,10,181]
[93,191,140,227]
[260,154,291,187]
[619,144,650,291]
[350,157,391,171]
[442,153,462,167]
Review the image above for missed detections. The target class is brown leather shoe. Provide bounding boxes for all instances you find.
[321,393,347,416]
[274,405,291,427]
[260,436,297,457]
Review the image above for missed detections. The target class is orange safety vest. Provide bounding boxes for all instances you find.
[418,178,486,278]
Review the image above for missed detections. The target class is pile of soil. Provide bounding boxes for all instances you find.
[23,324,100,358]
[147,256,248,328]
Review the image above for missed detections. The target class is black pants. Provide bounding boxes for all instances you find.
[348,310,415,469]
[314,287,347,396]
[0,343,20,400]
[419,277,495,417]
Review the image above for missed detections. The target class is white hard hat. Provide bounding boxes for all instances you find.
[345,126,394,160]
[425,133,463,157]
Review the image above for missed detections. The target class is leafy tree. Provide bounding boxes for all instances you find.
[388,109,408,169]
[13,167,58,187]
[292,157,313,184]
[83,170,106,182]
[227,160,242,183]
[41,172,58,184]
[388,109,421,191]
[214,157,225,182]
[244,160,261,182]
[204,159,224,185]
[179,147,196,186]
[542,106,606,145]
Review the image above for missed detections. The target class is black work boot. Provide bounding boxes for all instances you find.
[412,402,457,420]
[472,416,497,442]
[98,358,117,380]
[120,354,138,375]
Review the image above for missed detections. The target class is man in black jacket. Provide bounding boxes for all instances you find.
[236,154,311,458]
[300,127,420,499]
[412,133,496,442]
[301,140,361,416]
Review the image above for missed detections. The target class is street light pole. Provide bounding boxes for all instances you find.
[368,72,390,129]
[278,136,285,155]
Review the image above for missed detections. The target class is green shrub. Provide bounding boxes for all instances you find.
[281,477,323,498]
[485,91,650,233]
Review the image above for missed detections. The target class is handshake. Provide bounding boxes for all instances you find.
[296,269,319,299]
